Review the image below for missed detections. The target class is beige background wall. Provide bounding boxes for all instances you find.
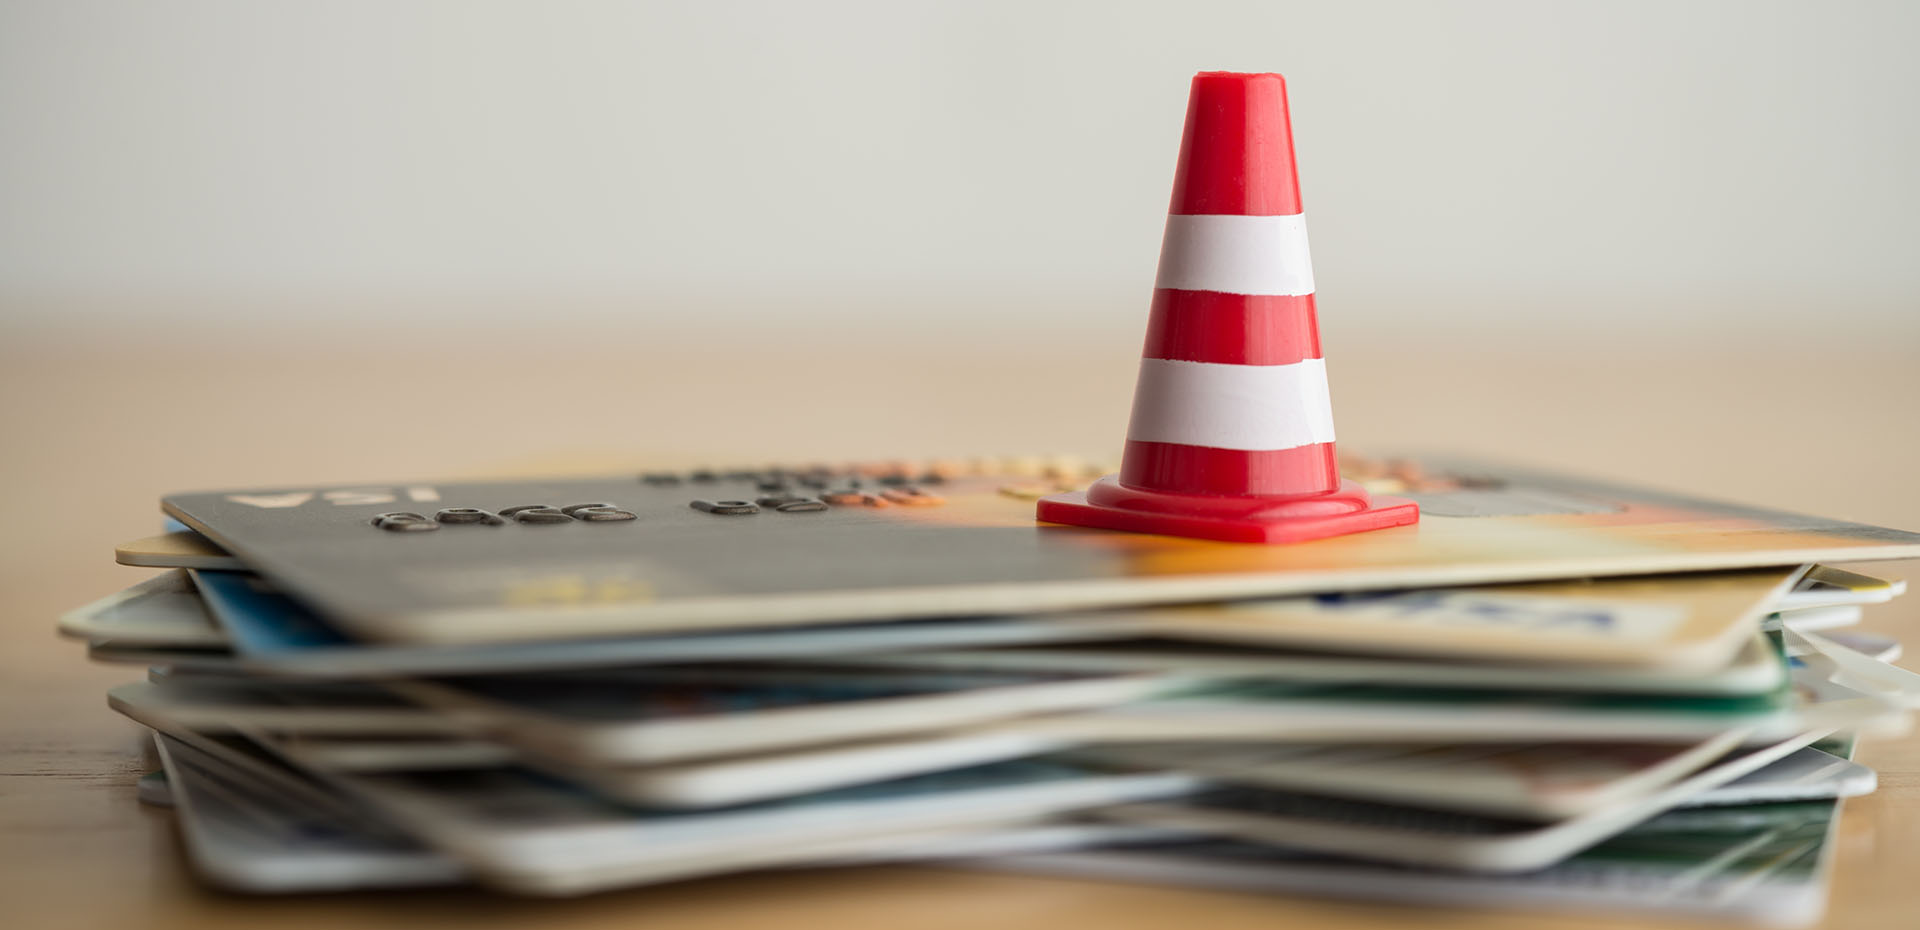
[3,0,1917,343]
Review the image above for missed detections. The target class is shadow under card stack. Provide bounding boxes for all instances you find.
[55,72,1920,924]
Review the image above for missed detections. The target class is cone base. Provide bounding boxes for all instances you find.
[1037,476,1419,544]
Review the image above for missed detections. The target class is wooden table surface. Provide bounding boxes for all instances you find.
[4,326,1917,930]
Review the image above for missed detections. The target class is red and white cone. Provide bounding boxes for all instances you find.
[1038,71,1418,544]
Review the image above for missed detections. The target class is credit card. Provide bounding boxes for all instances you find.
[57,570,225,649]
[1078,734,1747,820]
[991,798,1840,927]
[1084,568,1802,671]
[277,724,1878,813]
[844,631,1790,697]
[93,570,1141,678]
[1092,728,1829,872]
[160,458,1920,644]
[385,663,1167,765]
[114,531,245,570]
[110,678,463,736]
[154,736,461,892]
[1008,663,1899,746]
[1680,746,1874,807]
[111,663,1162,765]
[271,726,1068,808]
[157,733,1185,893]
[1766,605,1865,633]
[305,759,1196,895]
[1772,565,1907,611]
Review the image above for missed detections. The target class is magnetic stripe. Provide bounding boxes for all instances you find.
[1125,357,1336,452]
[1154,214,1314,297]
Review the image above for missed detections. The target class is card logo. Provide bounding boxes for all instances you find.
[224,487,442,508]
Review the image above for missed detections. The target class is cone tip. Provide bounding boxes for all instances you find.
[1192,71,1287,85]
[1170,70,1302,217]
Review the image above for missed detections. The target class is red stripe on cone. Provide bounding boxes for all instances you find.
[1142,289,1321,366]
[1120,441,1340,498]
[1167,72,1302,217]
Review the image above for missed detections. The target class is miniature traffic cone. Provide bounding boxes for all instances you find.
[1037,71,1419,544]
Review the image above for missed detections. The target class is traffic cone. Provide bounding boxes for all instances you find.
[1037,71,1419,544]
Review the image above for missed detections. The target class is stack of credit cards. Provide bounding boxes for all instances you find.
[59,454,1920,923]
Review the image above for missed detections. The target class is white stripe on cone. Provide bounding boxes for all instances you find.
[1126,357,1337,452]
[1154,214,1315,297]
